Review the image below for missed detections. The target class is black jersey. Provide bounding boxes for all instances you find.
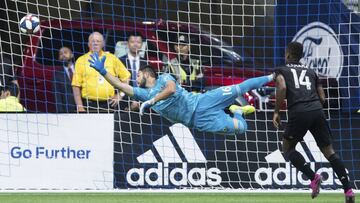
[276,63,323,113]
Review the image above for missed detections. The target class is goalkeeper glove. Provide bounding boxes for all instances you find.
[139,98,155,115]
[88,52,107,76]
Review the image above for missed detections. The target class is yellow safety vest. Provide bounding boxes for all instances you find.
[170,59,200,83]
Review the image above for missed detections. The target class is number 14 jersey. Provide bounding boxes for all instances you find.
[276,63,323,113]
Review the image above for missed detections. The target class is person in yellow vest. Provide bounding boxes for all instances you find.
[72,32,130,113]
[164,35,205,92]
[0,83,25,112]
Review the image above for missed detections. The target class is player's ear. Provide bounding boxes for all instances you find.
[4,90,10,98]
[144,71,149,78]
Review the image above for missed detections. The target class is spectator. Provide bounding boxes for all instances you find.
[119,32,147,111]
[164,34,205,92]
[52,46,76,113]
[0,83,25,112]
[72,32,130,113]
[120,32,147,86]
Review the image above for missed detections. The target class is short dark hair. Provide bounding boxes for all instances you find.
[127,32,142,42]
[286,42,303,61]
[139,65,157,79]
[2,83,19,97]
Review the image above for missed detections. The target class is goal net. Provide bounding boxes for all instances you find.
[0,0,359,190]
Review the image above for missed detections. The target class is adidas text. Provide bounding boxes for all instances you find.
[127,163,222,186]
[255,162,341,186]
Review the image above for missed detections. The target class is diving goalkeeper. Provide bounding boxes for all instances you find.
[89,53,273,135]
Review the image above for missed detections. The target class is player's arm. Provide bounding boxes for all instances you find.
[315,75,326,105]
[87,53,134,97]
[273,73,287,129]
[72,58,85,112]
[317,83,325,105]
[153,80,176,103]
[114,56,131,96]
[139,80,176,115]
[103,72,134,97]
[72,86,85,112]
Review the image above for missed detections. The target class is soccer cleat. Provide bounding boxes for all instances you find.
[345,189,355,203]
[229,105,255,115]
[310,174,322,199]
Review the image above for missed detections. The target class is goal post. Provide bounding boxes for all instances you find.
[0,0,359,190]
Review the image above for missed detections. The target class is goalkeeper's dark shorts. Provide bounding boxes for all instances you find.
[283,109,332,148]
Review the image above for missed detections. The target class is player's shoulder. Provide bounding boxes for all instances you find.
[288,63,317,76]
[159,73,175,81]
[157,74,177,86]
[276,65,288,72]
[275,65,288,76]
[306,68,319,80]
[276,63,307,72]
[286,63,305,69]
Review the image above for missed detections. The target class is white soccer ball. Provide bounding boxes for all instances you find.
[19,14,40,34]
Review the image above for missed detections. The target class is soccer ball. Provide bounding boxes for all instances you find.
[19,14,40,34]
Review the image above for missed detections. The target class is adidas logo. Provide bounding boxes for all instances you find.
[255,131,342,186]
[126,123,222,187]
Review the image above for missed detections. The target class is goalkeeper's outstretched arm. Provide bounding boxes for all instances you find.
[103,72,134,97]
[88,52,134,97]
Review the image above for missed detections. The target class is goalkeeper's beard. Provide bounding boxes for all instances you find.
[139,77,147,88]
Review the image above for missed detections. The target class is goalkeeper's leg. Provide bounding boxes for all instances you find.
[195,110,248,135]
[235,74,274,95]
[215,112,249,135]
[196,74,274,113]
[232,112,248,135]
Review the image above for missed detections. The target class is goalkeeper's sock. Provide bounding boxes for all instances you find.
[286,149,315,180]
[328,153,351,192]
[233,114,247,135]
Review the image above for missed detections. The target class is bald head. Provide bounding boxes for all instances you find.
[88,32,104,53]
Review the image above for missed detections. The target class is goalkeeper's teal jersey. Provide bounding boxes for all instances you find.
[133,74,200,126]
[133,73,272,135]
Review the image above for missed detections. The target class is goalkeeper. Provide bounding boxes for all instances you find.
[89,53,273,135]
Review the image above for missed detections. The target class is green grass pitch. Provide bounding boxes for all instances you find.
[0,192,345,203]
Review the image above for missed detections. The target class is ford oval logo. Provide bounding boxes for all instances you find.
[292,22,343,79]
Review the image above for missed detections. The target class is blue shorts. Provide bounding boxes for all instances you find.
[193,85,242,134]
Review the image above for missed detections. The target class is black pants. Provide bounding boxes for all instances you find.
[82,99,119,113]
